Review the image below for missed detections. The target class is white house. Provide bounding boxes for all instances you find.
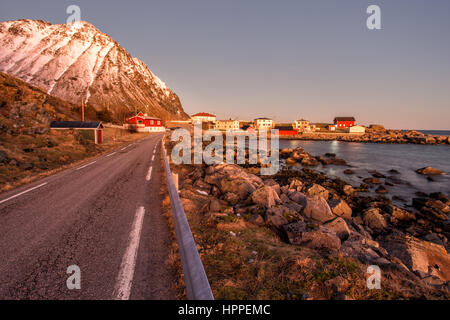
[215,119,240,131]
[254,118,274,130]
[348,125,366,134]
[294,119,316,132]
[192,112,216,123]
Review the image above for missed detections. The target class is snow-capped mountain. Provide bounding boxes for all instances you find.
[0,19,188,121]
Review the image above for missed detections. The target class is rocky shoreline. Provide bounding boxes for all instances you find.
[168,140,450,298]
[280,128,450,145]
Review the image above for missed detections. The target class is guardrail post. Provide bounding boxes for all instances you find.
[161,140,214,300]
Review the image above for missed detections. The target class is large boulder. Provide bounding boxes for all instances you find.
[416,166,445,175]
[323,217,351,241]
[280,148,293,158]
[266,205,302,228]
[412,198,449,221]
[282,222,341,251]
[381,235,450,282]
[328,199,352,219]
[342,185,355,196]
[340,227,389,264]
[363,208,387,233]
[300,229,341,251]
[282,222,308,244]
[263,179,281,195]
[286,157,297,165]
[251,186,281,208]
[306,184,329,201]
[218,178,256,200]
[302,196,335,223]
[301,157,319,167]
[204,164,263,190]
[292,150,305,161]
[385,205,416,222]
[288,191,307,207]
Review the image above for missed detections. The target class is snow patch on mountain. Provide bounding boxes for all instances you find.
[0,19,188,121]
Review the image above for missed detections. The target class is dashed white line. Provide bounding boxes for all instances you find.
[146,166,153,181]
[113,206,146,300]
[106,152,117,158]
[0,183,48,205]
[151,154,155,161]
[76,161,97,171]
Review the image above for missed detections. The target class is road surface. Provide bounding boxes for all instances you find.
[0,133,176,299]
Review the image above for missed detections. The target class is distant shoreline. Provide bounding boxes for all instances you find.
[277,129,450,145]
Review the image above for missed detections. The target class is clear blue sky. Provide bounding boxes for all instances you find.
[1,0,449,129]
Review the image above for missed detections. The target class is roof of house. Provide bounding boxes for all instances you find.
[275,125,296,131]
[130,113,161,120]
[50,121,103,129]
[241,125,254,130]
[192,112,216,117]
[217,119,238,122]
[254,117,272,120]
[334,117,356,122]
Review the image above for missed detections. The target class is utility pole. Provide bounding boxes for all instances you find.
[81,100,85,122]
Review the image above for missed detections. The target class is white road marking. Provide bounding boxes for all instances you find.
[113,206,146,300]
[146,166,153,181]
[120,146,128,151]
[76,161,96,170]
[151,154,155,161]
[106,152,116,158]
[0,183,48,205]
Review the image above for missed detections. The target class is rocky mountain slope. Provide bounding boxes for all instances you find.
[0,19,188,122]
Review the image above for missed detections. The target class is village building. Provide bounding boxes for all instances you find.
[348,125,366,134]
[274,125,299,136]
[215,119,240,131]
[334,117,356,128]
[254,118,274,130]
[294,119,317,132]
[50,121,104,144]
[124,112,165,132]
[191,112,216,123]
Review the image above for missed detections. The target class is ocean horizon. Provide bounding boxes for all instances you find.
[417,130,450,136]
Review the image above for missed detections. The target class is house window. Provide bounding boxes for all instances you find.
[138,120,143,124]
[151,120,154,125]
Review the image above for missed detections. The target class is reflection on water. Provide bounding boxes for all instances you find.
[280,140,450,203]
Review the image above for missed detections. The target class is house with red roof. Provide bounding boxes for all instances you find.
[333,117,356,128]
[124,112,165,132]
[191,112,216,123]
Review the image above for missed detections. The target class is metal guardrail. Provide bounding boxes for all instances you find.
[161,141,214,300]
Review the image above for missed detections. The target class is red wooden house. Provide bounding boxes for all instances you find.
[125,112,165,132]
[274,125,299,136]
[333,117,355,128]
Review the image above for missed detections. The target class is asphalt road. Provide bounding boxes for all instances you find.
[0,133,176,299]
